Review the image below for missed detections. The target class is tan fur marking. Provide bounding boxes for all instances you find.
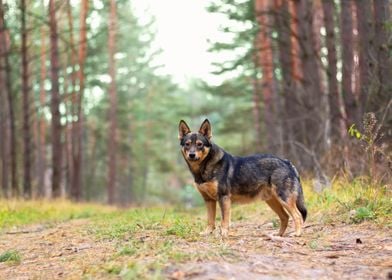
[206,200,216,228]
[182,146,211,173]
[266,195,289,236]
[200,200,216,235]
[287,194,303,236]
[220,196,231,237]
[195,180,218,201]
[195,146,210,162]
[271,188,303,237]
[231,186,272,204]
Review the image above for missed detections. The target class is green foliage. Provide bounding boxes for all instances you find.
[208,0,256,75]
[0,250,21,263]
[303,178,391,226]
[350,207,375,224]
[348,124,362,139]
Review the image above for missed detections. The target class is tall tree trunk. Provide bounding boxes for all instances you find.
[289,0,302,84]
[65,0,76,198]
[1,0,18,196]
[21,0,32,198]
[295,0,324,152]
[37,26,47,197]
[252,34,262,151]
[274,0,298,158]
[255,0,276,151]
[322,0,345,140]
[0,0,9,197]
[372,0,392,113]
[340,0,357,128]
[49,0,62,198]
[251,70,261,151]
[0,75,8,197]
[107,0,118,204]
[71,0,88,201]
[355,0,374,119]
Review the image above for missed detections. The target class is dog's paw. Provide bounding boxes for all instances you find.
[199,226,215,236]
[220,227,229,239]
[288,231,302,237]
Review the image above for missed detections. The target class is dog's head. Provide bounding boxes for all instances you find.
[178,119,212,162]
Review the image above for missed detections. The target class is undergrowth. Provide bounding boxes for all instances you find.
[303,177,391,226]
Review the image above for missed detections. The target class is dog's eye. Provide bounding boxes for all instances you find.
[185,142,191,147]
[196,142,203,148]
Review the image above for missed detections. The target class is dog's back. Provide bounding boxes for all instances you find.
[179,119,307,237]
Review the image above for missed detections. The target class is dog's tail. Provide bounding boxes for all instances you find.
[296,182,307,222]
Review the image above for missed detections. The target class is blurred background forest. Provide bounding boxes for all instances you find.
[0,0,391,205]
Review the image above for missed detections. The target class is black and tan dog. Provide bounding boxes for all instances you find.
[179,119,307,238]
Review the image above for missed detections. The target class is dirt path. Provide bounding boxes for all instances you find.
[168,221,392,280]
[0,218,391,279]
[0,219,117,279]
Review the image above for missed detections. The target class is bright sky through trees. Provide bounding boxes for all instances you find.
[133,0,228,86]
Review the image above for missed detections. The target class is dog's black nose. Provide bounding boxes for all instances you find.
[189,153,196,159]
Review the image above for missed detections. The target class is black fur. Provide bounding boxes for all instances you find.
[179,119,307,236]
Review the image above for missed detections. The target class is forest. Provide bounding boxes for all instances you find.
[0,0,391,279]
[0,0,391,204]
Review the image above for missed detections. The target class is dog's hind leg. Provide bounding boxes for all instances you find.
[279,194,304,237]
[266,196,289,236]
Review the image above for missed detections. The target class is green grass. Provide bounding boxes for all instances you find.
[0,250,21,264]
[90,207,203,241]
[85,207,215,278]
[303,177,391,226]
[0,199,115,230]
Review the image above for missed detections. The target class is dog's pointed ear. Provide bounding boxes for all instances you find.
[178,120,191,140]
[198,119,212,139]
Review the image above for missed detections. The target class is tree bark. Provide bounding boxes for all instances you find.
[49,0,62,198]
[0,0,9,197]
[71,0,88,201]
[274,0,298,157]
[37,26,47,197]
[254,0,276,151]
[251,71,262,151]
[21,0,32,198]
[294,0,324,152]
[322,0,345,140]
[355,0,374,118]
[340,0,357,128]
[65,0,75,198]
[372,0,391,113]
[107,0,118,204]
[5,30,17,197]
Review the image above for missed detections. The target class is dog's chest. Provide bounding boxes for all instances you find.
[195,180,218,200]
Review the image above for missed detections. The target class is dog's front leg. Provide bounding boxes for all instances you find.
[200,199,216,235]
[218,195,231,238]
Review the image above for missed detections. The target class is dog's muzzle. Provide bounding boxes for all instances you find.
[188,153,199,161]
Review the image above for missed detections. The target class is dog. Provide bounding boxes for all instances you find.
[178,119,307,238]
